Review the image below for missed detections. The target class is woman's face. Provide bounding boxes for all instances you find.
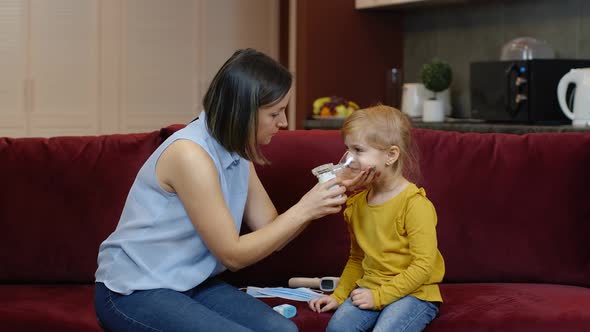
[257,88,291,145]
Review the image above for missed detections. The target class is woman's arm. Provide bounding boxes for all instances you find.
[243,163,310,250]
[244,163,377,250]
[157,140,346,271]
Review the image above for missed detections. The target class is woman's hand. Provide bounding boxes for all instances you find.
[309,295,339,313]
[339,166,378,193]
[350,288,374,310]
[296,177,347,221]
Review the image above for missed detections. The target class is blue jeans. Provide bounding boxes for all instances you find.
[95,279,298,332]
[327,295,439,332]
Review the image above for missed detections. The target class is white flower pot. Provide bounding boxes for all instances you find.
[422,99,445,122]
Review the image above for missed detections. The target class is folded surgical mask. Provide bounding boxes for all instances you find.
[245,286,324,302]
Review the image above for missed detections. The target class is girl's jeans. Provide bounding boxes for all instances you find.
[327,295,439,332]
[95,279,298,332]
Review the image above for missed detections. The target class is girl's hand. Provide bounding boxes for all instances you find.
[296,177,347,221]
[309,295,339,313]
[340,166,378,193]
[350,288,374,309]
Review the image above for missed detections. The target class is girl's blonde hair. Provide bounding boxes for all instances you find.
[341,105,420,181]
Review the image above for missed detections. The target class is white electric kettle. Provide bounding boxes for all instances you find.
[557,68,590,126]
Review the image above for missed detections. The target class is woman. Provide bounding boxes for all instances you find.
[94,48,374,331]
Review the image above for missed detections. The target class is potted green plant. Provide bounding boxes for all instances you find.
[420,59,452,122]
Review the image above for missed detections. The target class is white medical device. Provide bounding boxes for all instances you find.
[288,277,340,292]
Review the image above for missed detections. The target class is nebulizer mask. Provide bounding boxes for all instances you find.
[311,151,360,186]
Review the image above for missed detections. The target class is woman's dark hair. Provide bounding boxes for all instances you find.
[203,48,292,164]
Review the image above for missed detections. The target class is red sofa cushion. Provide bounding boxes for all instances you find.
[261,283,590,332]
[432,283,590,331]
[0,285,101,332]
[0,132,162,283]
[2,283,590,332]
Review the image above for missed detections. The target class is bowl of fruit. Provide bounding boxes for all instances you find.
[312,96,360,119]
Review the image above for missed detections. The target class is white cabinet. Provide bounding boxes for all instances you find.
[29,0,99,137]
[0,0,193,137]
[0,0,278,137]
[96,0,200,135]
[0,0,99,137]
[115,0,278,134]
[0,0,26,137]
[118,0,199,133]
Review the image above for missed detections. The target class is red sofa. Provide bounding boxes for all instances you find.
[1,126,590,331]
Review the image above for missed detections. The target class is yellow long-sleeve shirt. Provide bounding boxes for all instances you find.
[331,183,445,310]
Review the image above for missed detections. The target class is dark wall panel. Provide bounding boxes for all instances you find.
[295,0,403,128]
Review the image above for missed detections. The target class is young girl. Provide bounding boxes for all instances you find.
[309,105,445,332]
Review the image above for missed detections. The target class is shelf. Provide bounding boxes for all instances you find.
[355,0,469,10]
[410,121,590,134]
[304,118,590,134]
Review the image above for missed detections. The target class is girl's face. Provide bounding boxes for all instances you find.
[257,88,291,145]
[344,131,396,175]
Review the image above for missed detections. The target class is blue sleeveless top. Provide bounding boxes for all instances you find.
[95,113,250,295]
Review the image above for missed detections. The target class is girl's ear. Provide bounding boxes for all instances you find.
[386,145,400,166]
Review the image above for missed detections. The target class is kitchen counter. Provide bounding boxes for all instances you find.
[304,118,590,134]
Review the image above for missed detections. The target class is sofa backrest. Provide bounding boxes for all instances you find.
[221,129,590,288]
[2,127,589,288]
[0,131,163,283]
[413,129,590,287]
